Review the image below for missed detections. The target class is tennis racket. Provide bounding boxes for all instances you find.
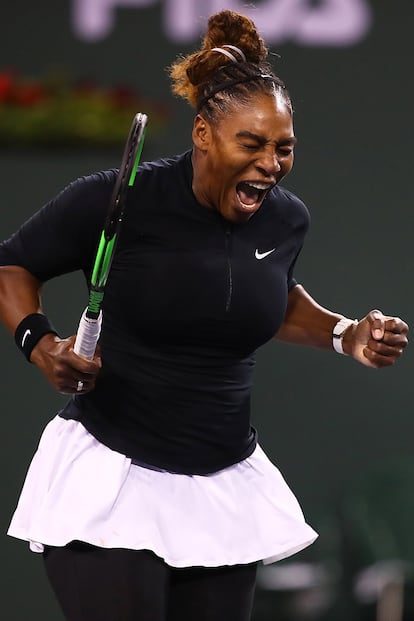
[73,112,148,360]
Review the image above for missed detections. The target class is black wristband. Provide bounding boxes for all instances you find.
[14,313,59,362]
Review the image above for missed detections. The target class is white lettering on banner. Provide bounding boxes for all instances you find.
[72,0,372,46]
[72,0,155,40]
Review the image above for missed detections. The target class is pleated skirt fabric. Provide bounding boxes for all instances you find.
[8,415,318,568]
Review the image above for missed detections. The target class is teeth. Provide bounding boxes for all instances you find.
[246,182,271,190]
[238,197,254,209]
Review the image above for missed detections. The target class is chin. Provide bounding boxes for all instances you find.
[234,199,264,221]
[227,208,256,223]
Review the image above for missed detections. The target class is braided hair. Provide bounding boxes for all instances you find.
[169,10,291,122]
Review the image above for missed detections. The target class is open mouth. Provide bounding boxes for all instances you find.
[236,181,272,210]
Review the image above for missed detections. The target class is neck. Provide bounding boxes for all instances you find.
[191,148,212,209]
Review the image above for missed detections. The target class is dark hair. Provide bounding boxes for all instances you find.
[169,10,291,121]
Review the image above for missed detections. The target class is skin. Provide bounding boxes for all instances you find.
[0,266,101,394]
[191,91,409,367]
[0,92,408,390]
[192,92,296,223]
[276,284,408,369]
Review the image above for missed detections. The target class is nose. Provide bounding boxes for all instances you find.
[256,150,280,177]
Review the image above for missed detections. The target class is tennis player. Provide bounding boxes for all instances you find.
[0,9,408,621]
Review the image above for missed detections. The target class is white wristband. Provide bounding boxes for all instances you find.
[332,318,358,355]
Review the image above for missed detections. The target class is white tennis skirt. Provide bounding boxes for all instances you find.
[8,415,318,568]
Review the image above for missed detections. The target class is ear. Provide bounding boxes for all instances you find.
[192,114,212,151]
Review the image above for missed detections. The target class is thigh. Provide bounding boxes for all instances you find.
[43,542,170,621]
[168,562,258,621]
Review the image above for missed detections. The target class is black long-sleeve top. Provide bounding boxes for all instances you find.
[0,151,310,474]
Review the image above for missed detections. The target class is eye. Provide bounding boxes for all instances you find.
[278,147,293,157]
[242,143,260,151]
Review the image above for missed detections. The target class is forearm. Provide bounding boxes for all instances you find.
[275,284,344,350]
[0,265,44,333]
[0,264,102,391]
[275,284,408,369]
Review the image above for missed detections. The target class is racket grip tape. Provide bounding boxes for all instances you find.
[73,308,102,360]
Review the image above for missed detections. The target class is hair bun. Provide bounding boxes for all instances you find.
[169,10,270,108]
[203,10,268,64]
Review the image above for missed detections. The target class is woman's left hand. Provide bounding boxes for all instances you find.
[343,310,409,368]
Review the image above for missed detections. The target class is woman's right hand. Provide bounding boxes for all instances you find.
[30,333,102,394]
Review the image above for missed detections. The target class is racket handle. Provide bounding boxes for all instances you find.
[73,308,102,360]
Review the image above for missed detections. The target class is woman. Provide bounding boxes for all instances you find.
[0,9,408,621]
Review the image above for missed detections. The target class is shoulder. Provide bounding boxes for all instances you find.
[58,155,187,204]
[134,151,190,185]
[25,169,119,236]
[125,152,192,213]
[138,151,189,173]
[266,185,311,232]
[54,169,117,205]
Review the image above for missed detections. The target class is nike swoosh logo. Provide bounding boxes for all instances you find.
[21,329,31,347]
[255,248,276,260]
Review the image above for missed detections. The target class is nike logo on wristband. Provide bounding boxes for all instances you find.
[21,329,31,347]
[255,248,276,260]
